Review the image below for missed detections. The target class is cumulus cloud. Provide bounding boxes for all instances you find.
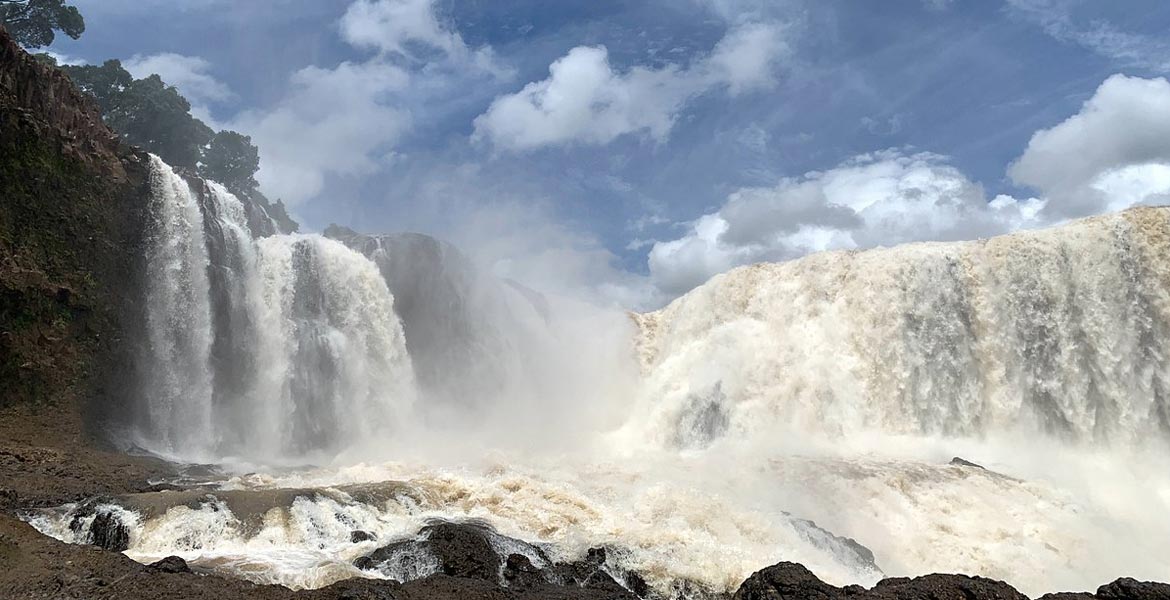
[227,0,505,205]
[1009,74,1170,217]
[339,0,505,75]
[123,53,234,123]
[340,0,456,56]
[472,21,790,151]
[648,151,1044,297]
[647,73,1170,298]
[230,61,412,205]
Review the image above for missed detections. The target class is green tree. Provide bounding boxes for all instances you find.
[200,130,260,196]
[64,60,213,168]
[0,0,84,48]
[59,54,297,232]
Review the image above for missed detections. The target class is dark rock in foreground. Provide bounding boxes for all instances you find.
[351,530,377,543]
[950,457,986,469]
[88,509,130,552]
[735,562,1170,600]
[355,520,642,598]
[149,556,192,574]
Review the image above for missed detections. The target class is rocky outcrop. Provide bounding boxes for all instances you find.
[734,562,1170,600]
[323,227,548,412]
[0,25,150,435]
[355,520,641,598]
[0,25,122,174]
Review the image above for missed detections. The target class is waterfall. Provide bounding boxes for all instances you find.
[631,206,1170,448]
[252,234,415,456]
[48,159,1170,596]
[142,155,216,455]
[138,157,414,460]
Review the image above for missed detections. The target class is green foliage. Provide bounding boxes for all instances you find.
[58,51,297,231]
[200,130,260,196]
[0,0,84,48]
[62,60,272,201]
[64,60,213,168]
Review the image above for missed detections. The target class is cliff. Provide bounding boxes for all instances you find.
[0,24,149,434]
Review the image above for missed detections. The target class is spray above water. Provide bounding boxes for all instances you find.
[628,206,1170,449]
[138,158,415,461]
[35,156,1170,597]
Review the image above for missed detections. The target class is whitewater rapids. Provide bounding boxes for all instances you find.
[24,158,1170,598]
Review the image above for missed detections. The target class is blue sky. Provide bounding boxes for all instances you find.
[50,0,1170,305]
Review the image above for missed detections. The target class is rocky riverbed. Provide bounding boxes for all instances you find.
[2,413,1169,600]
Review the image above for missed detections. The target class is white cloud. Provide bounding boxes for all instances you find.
[471,46,689,151]
[340,0,455,56]
[648,151,1044,296]
[227,0,506,205]
[339,0,506,76]
[123,53,234,124]
[42,50,85,66]
[648,72,1170,298]
[1007,0,1170,72]
[339,0,483,59]
[472,21,790,151]
[707,22,790,94]
[1009,74,1170,217]
[230,61,412,204]
[922,0,955,11]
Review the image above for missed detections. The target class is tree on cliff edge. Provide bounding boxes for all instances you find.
[200,130,260,197]
[64,59,213,169]
[0,0,84,48]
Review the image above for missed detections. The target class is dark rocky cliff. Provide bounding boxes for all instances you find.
[0,24,149,435]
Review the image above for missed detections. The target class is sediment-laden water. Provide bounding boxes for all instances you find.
[26,156,1170,598]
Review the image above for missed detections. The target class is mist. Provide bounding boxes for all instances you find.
[10,1,1170,599]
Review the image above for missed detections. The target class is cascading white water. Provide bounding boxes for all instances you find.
[627,206,1170,449]
[59,157,1170,598]
[137,157,414,461]
[141,156,216,455]
[250,234,415,458]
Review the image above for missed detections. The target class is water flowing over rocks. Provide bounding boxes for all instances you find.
[630,206,1170,449]
[8,22,1170,600]
[134,160,416,460]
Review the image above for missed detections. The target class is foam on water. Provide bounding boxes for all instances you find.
[136,157,415,462]
[35,156,1170,597]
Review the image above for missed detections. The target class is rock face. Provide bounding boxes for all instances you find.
[323,226,550,415]
[0,24,150,433]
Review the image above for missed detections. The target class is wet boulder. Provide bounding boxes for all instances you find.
[949,457,986,469]
[1095,577,1170,600]
[351,530,376,543]
[503,553,545,589]
[148,555,191,574]
[734,562,1028,600]
[868,574,1027,600]
[552,546,627,594]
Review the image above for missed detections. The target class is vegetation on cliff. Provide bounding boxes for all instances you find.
[0,0,83,48]
[0,25,148,417]
[58,58,298,233]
